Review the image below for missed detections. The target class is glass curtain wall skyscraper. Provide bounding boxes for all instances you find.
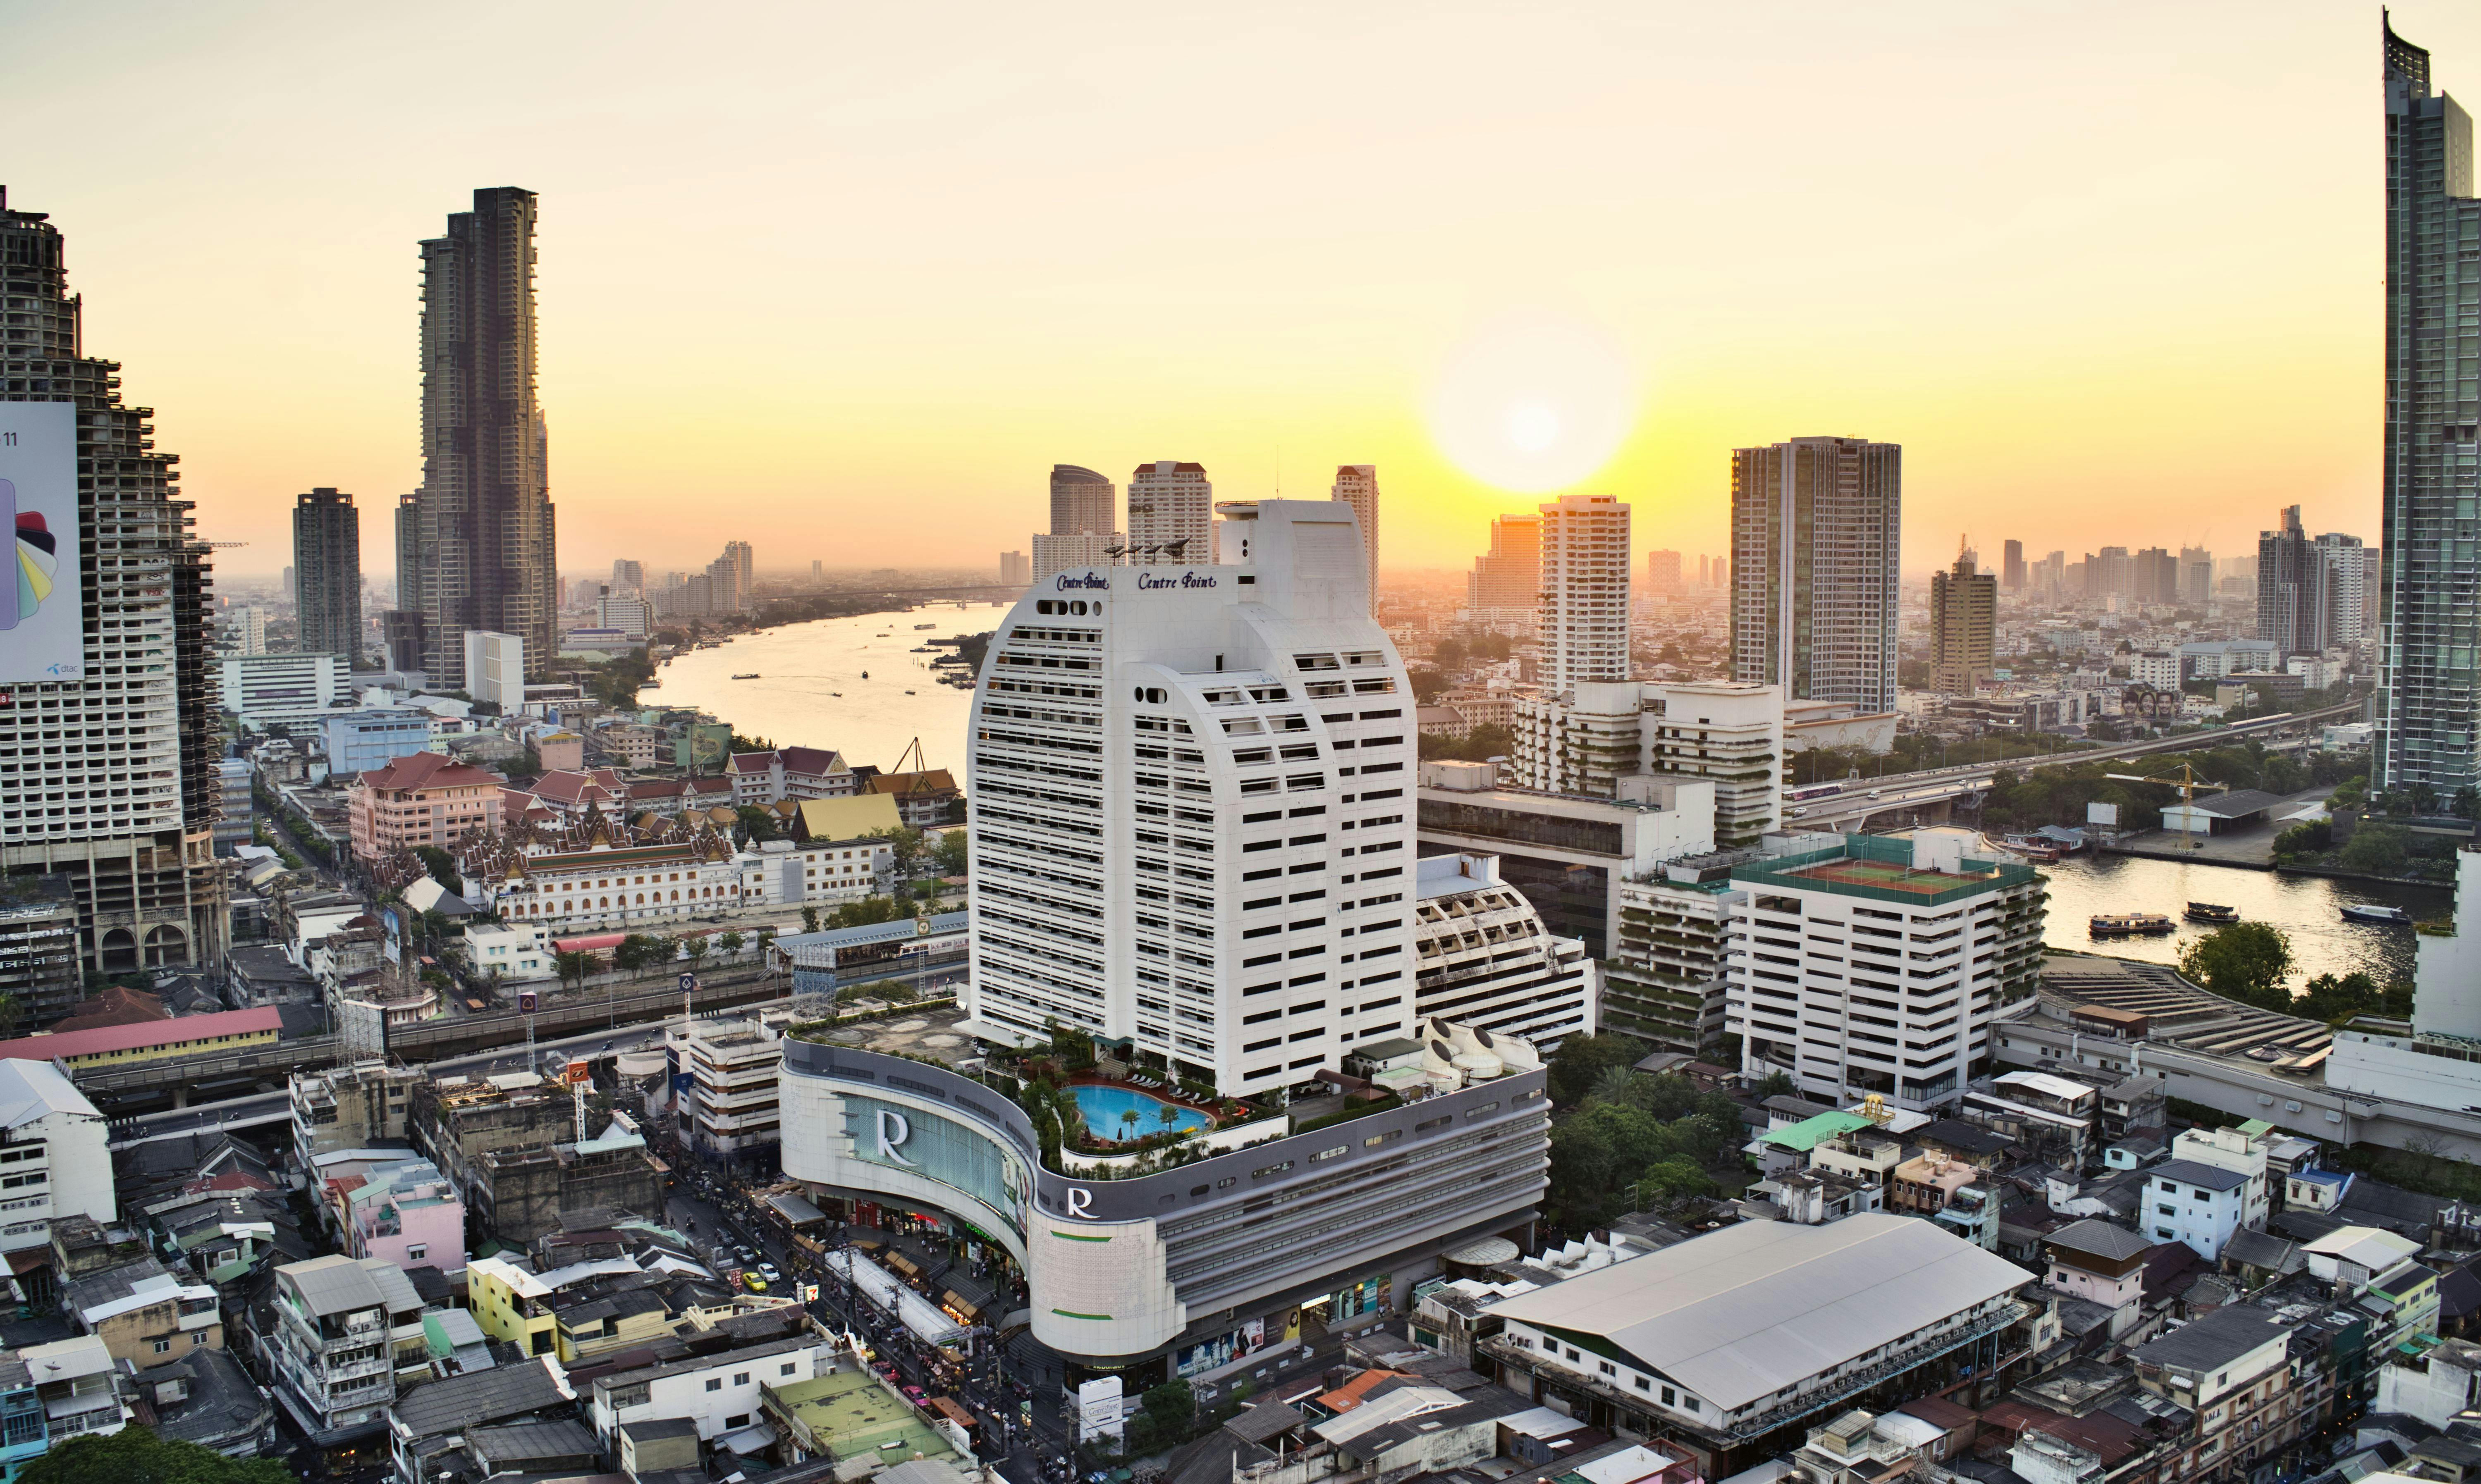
[2382,20,2481,789]
[404,187,555,682]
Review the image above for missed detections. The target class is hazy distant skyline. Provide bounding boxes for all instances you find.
[16,0,2448,579]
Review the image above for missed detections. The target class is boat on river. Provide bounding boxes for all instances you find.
[2091,912,2177,937]
[2184,902,2240,924]
[731,673,761,680]
[2342,903,2415,926]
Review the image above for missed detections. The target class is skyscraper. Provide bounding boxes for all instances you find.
[2001,539,2026,593]
[1330,464,1379,595]
[2317,532,2373,649]
[1646,550,1683,594]
[2383,19,2481,789]
[711,541,754,611]
[2180,546,2215,606]
[964,500,1415,1095]
[1034,463,1120,579]
[404,187,555,682]
[1468,514,1542,622]
[2258,506,2329,658]
[1048,463,1116,536]
[1536,494,1632,692]
[1126,460,1210,558]
[1730,437,1901,713]
[1929,550,1996,694]
[610,558,643,595]
[999,551,1029,585]
[0,189,224,987]
[2133,547,2180,606]
[293,487,361,664]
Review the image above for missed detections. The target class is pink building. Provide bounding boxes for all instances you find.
[347,752,507,864]
[334,1157,465,1275]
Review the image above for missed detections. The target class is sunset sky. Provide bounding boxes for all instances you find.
[14,1,2458,582]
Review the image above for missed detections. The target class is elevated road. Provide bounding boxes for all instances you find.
[1789,703,2359,832]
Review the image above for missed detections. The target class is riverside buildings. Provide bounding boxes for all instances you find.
[1125,459,1212,558]
[1536,494,1632,692]
[402,187,557,683]
[2385,18,2481,790]
[293,488,362,663]
[1725,829,2046,1112]
[1730,437,1901,714]
[1034,464,1121,580]
[0,190,227,976]
[964,499,1422,1093]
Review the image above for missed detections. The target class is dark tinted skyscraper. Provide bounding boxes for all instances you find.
[2001,539,2025,593]
[2382,20,2481,789]
[293,487,361,662]
[2259,505,2329,658]
[404,187,555,681]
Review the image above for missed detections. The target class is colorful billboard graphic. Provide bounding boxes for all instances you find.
[0,403,81,685]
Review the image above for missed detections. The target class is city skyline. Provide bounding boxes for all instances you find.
[12,2,2443,579]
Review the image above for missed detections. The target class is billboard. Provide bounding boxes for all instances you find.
[0,403,82,685]
[2086,801,2120,828]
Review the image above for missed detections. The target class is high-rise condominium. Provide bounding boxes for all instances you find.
[965,500,1416,1095]
[2133,546,2180,606]
[1126,460,1211,558]
[1467,514,1541,621]
[0,190,224,989]
[1929,551,1996,695]
[1536,494,1632,693]
[404,187,555,682]
[2001,539,2025,593]
[1035,463,1120,579]
[1330,464,1379,595]
[2180,546,2214,606]
[2259,506,2330,658]
[1646,550,1683,594]
[611,558,643,595]
[293,487,361,663]
[2317,533,2373,648]
[1730,437,1901,713]
[2384,19,2481,788]
[710,541,754,611]
[998,550,1029,585]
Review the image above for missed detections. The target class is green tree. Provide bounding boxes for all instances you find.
[1753,1070,1796,1098]
[2453,786,2481,822]
[555,950,597,993]
[1432,636,1468,671]
[801,906,821,934]
[1545,1033,1642,1107]
[1406,666,1449,704]
[718,930,746,960]
[735,804,779,844]
[612,934,657,978]
[2341,823,2412,878]
[684,936,710,969]
[22,1427,294,1484]
[412,845,462,896]
[827,895,909,929]
[2180,922,2296,1013]
[933,829,969,877]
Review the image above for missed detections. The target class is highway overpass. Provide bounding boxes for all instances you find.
[1786,703,2359,833]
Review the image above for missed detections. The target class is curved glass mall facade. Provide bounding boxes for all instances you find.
[780,1037,1549,1366]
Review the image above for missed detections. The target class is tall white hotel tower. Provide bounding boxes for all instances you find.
[965,500,1417,1096]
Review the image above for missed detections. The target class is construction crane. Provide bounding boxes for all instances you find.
[2105,760,2227,853]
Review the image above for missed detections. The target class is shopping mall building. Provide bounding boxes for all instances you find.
[778,1035,1549,1375]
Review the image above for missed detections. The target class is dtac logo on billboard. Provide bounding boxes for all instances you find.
[1135,571,1217,590]
[1054,572,1109,591]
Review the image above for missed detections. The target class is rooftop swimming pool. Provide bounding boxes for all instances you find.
[1075,1083,1212,1143]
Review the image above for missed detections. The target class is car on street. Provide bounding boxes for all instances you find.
[903,1385,929,1404]
[759,1262,782,1283]
[744,1273,769,1292]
